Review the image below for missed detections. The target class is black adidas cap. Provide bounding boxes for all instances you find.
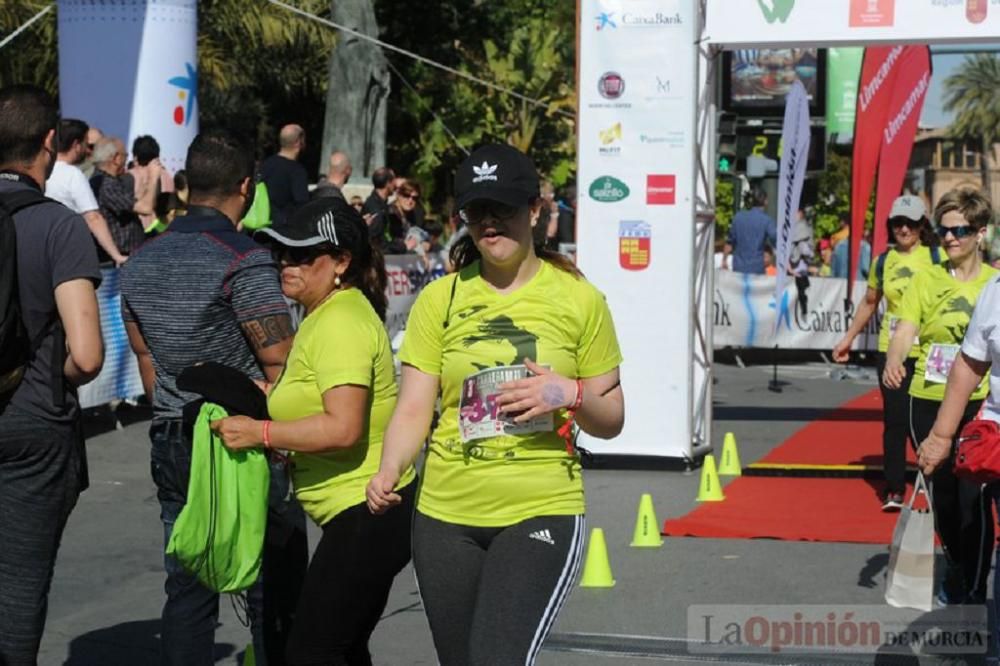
[454,144,540,209]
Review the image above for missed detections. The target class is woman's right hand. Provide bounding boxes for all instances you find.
[882,361,907,389]
[366,469,402,515]
[832,337,853,363]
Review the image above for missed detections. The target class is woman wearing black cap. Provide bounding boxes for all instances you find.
[366,144,625,665]
[211,197,417,664]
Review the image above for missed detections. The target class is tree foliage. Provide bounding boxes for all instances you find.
[813,149,874,239]
[714,177,734,238]
[1,0,576,197]
[376,0,576,205]
[0,2,58,96]
[198,0,335,170]
[943,53,1000,193]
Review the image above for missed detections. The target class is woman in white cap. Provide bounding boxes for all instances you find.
[833,194,940,511]
[366,144,625,665]
[212,197,417,664]
[883,188,997,605]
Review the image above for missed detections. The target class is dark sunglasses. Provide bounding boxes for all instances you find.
[397,192,417,201]
[935,225,977,240]
[459,200,520,226]
[889,218,919,230]
[271,244,331,266]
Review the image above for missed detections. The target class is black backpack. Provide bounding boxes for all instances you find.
[0,189,51,399]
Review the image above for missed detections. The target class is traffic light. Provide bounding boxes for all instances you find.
[717,112,737,174]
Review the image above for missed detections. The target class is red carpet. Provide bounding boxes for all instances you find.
[760,388,916,467]
[661,477,904,544]
[662,388,913,544]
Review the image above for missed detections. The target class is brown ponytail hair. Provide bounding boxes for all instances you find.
[449,201,583,278]
[353,241,388,322]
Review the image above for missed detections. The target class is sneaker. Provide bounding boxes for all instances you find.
[881,492,904,512]
[935,563,967,607]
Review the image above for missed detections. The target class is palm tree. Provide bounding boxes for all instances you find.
[943,54,1000,197]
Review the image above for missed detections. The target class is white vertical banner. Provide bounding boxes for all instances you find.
[773,80,811,322]
[58,0,198,173]
[577,0,699,459]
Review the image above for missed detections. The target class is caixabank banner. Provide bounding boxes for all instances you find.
[577,0,699,459]
[713,270,880,351]
[58,0,198,173]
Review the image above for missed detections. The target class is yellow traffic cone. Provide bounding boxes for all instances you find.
[630,493,664,547]
[243,643,256,666]
[718,432,742,476]
[579,527,616,587]
[696,454,725,502]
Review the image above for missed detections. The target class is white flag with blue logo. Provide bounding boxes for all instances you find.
[774,80,810,335]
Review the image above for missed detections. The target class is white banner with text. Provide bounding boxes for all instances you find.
[714,269,881,351]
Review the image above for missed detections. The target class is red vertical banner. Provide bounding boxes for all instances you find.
[872,46,932,257]
[850,46,905,292]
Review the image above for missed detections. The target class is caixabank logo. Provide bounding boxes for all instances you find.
[595,7,684,29]
[168,62,198,126]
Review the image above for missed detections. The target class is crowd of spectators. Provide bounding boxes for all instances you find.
[52,120,580,275]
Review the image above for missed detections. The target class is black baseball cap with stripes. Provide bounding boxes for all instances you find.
[255,197,352,248]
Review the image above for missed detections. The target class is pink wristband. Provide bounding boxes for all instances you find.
[262,420,272,449]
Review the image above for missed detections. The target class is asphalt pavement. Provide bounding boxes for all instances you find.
[37,362,992,665]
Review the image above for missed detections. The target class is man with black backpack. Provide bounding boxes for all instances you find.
[0,85,104,665]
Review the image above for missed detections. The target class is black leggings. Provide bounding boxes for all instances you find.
[412,511,585,666]
[284,481,416,666]
[877,354,917,495]
[909,396,993,600]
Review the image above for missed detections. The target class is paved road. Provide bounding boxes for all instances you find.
[37,363,990,665]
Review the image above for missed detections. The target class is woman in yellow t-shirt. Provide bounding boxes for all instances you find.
[366,145,625,666]
[212,197,416,664]
[883,188,997,605]
[832,195,938,511]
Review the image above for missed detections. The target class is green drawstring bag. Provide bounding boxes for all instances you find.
[240,182,271,231]
[166,402,270,593]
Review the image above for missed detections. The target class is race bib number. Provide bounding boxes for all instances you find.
[459,365,554,443]
[925,343,960,384]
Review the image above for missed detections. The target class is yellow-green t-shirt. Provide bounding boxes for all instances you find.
[867,245,938,354]
[267,288,415,525]
[896,262,997,401]
[399,260,623,528]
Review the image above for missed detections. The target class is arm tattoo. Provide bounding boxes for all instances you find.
[542,383,567,408]
[241,314,294,350]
